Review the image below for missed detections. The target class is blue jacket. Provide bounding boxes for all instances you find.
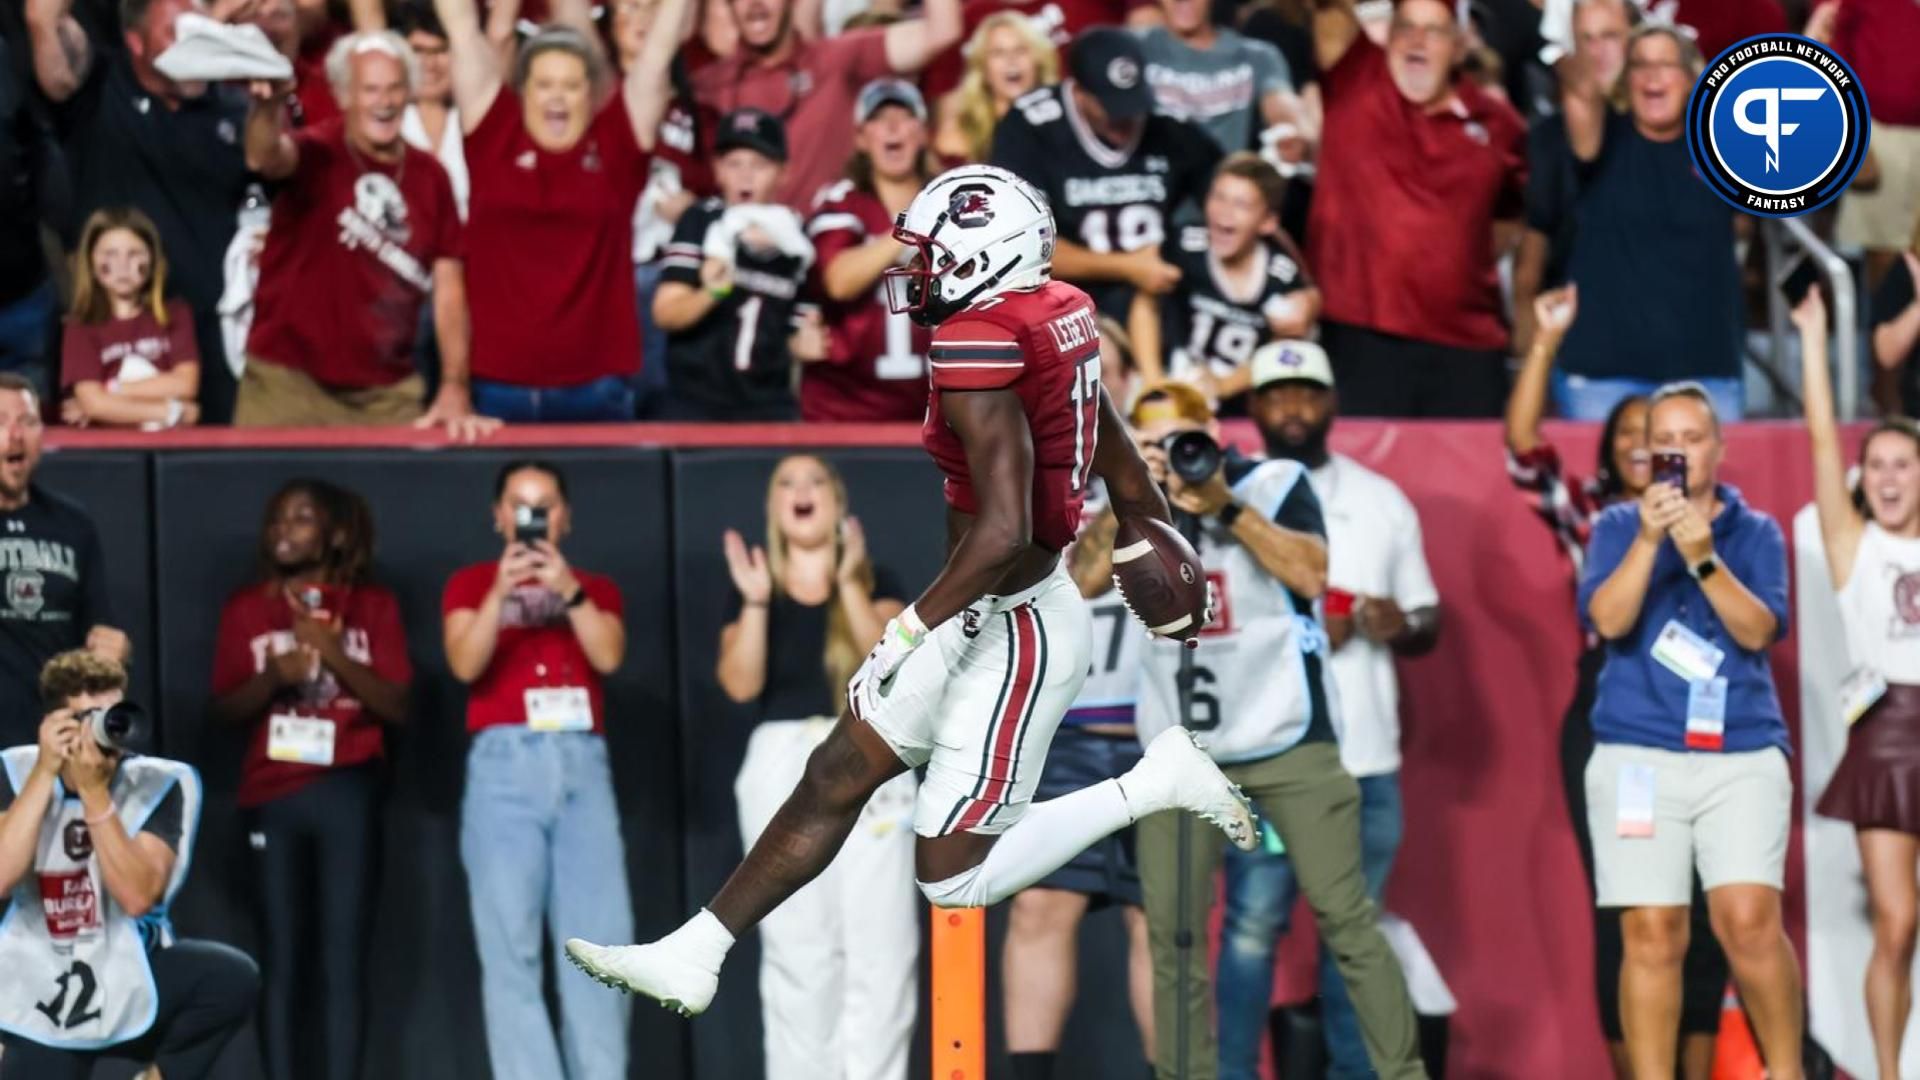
[1578,485,1789,753]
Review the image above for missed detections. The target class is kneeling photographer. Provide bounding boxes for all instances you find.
[1129,384,1424,1080]
[0,651,257,1079]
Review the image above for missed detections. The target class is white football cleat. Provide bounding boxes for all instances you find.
[565,937,719,1017]
[1125,727,1260,851]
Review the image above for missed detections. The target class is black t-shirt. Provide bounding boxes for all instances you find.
[1159,225,1313,413]
[0,7,50,305]
[1212,451,1335,744]
[1876,258,1920,416]
[1524,114,1577,289]
[0,487,114,749]
[723,564,907,722]
[1557,111,1742,381]
[990,84,1222,319]
[662,198,809,419]
[1234,4,1316,88]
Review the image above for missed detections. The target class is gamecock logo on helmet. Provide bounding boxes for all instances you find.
[948,184,996,229]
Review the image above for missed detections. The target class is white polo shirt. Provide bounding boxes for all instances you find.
[1311,454,1439,777]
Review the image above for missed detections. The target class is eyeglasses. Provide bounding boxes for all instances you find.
[1389,20,1456,41]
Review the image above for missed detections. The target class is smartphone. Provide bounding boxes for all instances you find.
[1781,255,1822,306]
[1653,451,1687,492]
[513,505,550,545]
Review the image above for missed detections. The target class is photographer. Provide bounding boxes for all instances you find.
[1127,382,1424,1080]
[441,460,631,1080]
[1580,383,1801,1078]
[0,651,257,1079]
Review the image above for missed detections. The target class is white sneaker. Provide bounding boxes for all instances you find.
[1125,728,1259,851]
[565,937,719,1017]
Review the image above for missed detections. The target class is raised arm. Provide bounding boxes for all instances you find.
[1795,287,1864,587]
[910,389,1037,630]
[24,0,92,103]
[1558,51,1607,162]
[1125,291,1166,387]
[435,0,503,135]
[883,0,963,74]
[1874,252,1920,382]
[244,81,300,179]
[1310,0,1360,75]
[1506,284,1576,456]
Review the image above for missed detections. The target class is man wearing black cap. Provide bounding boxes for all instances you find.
[990,25,1220,321]
[653,108,821,421]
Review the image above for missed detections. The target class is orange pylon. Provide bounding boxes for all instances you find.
[931,906,987,1080]
[1710,984,1765,1080]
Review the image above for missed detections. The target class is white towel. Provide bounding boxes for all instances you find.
[701,204,815,275]
[155,13,293,83]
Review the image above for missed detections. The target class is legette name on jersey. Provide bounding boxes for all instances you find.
[1047,307,1102,353]
[1064,174,1169,207]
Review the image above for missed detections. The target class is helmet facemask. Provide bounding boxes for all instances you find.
[883,226,1019,328]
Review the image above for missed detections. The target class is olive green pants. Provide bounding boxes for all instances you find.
[1137,740,1426,1079]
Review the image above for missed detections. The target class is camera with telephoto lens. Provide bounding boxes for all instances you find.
[77,702,148,754]
[1160,430,1224,486]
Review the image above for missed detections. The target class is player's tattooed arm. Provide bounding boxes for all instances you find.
[911,389,1036,630]
[1091,385,1172,528]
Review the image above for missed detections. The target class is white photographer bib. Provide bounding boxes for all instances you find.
[0,749,201,1050]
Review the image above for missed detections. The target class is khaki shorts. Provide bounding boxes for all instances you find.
[1838,120,1920,251]
[1586,742,1792,907]
[234,357,425,427]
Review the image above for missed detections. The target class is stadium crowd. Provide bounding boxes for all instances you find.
[1,0,1919,1076]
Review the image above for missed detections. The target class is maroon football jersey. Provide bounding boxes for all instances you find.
[802,180,932,422]
[923,281,1102,551]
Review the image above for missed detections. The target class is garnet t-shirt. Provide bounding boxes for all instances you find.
[60,299,199,390]
[441,563,624,734]
[210,582,412,808]
[1306,37,1525,351]
[247,120,462,388]
[464,88,649,388]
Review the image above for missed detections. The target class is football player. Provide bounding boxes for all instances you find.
[567,164,1255,1017]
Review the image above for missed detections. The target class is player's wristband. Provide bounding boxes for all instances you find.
[895,604,929,648]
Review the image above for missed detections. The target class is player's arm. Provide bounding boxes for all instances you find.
[911,390,1037,630]
[1092,384,1172,527]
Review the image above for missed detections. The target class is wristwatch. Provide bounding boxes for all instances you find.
[1217,500,1244,529]
[564,585,589,608]
[1688,553,1720,581]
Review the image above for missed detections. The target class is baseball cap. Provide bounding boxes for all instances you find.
[715,108,788,163]
[1250,339,1335,390]
[855,78,928,125]
[1068,27,1154,120]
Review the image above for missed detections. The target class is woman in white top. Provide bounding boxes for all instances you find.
[1799,286,1920,1080]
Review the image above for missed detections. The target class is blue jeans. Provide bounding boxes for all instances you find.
[1552,372,1745,423]
[461,728,633,1080]
[0,282,55,398]
[472,375,637,423]
[1218,771,1404,1080]
[632,262,671,419]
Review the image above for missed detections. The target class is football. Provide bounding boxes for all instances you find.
[1111,518,1208,641]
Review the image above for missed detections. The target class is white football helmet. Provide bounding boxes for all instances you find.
[883,165,1055,327]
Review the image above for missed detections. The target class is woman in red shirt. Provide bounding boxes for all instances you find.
[440,460,631,1079]
[209,479,411,1080]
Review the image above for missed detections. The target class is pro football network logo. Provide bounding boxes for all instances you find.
[1685,33,1869,217]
